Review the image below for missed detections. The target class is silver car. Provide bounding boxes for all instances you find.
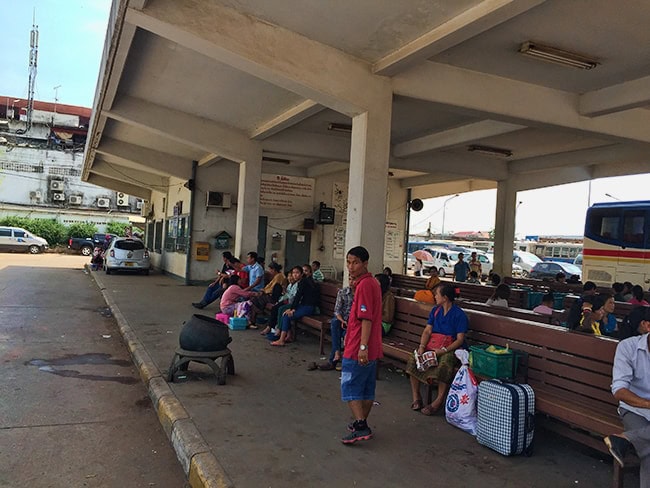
[105,237,150,275]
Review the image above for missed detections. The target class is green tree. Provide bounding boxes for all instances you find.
[106,221,131,237]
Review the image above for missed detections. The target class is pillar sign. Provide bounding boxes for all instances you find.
[215,231,232,250]
[260,174,314,211]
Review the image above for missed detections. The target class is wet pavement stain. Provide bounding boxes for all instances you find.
[36,366,138,384]
[135,397,152,408]
[26,353,131,367]
[26,353,138,384]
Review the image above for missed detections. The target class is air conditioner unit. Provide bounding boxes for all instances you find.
[29,190,42,200]
[69,195,82,205]
[50,180,64,191]
[136,199,144,210]
[52,193,66,201]
[140,201,151,217]
[97,197,110,208]
[206,191,232,209]
[116,192,130,207]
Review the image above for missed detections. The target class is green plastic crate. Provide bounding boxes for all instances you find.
[469,344,517,379]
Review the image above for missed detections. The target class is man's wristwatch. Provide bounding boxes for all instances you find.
[359,344,368,351]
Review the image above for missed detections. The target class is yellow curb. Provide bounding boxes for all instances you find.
[189,452,234,488]
[148,376,173,410]
[157,395,190,439]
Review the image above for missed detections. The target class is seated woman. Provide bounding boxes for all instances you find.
[466,270,481,284]
[575,294,606,335]
[601,294,618,336]
[383,267,393,287]
[628,285,650,306]
[376,274,395,336]
[271,265,319,346]
[532,292,554,315]
[245,262,288,325]
[486,283,510,307]
[406,283,469,416]
[218,275,256,317]
[262,271,298,336]
[414,268,440,304]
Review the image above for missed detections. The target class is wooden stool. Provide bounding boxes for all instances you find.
[167,348,234,385]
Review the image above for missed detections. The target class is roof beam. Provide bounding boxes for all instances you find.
[103,96,261,163]
[579,74,650,117]
[508,144,650,174]
[125,0,388,116]
[511,166,592,192]
[390,153,508,180]
[86,173,152,200]
[374,0,546,76]
[410,179,495,198]
[592,160,650,180]
[393,120,525,157]
[251,100,324,140]
[263,130,351,161]
[393,61,650,144]
[307,161,349,178]
[95,137,192,180]
[400,172,477,188]
[91,160,169,192]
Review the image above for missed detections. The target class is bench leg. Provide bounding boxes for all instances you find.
[166,353,180,382]
[319,329,325,355]
[612,462,624,488]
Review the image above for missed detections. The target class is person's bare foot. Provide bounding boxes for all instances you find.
[260,326,271,335]
[270,340,285,346]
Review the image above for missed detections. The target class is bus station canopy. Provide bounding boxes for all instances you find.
[83,0,650,202]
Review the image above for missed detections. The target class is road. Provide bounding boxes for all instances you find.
[0,253,187,488]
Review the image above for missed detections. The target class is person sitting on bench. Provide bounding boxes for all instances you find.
[605,307,650,486]
[532,292,554,315]
[316,277,354,370]
[486,283,510,308]
[271,265,319,346]
[406,283,468,416]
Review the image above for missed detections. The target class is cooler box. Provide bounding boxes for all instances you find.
[215,313,230,324]
[228,317,248,330]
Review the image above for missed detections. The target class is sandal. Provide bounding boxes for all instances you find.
[317,361,335,371]
[411,400,423,411]
[307,362,318,371]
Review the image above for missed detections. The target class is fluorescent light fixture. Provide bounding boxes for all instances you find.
[262,156,291,164]
[467,144,513,158]
[327,122,352,133]
[519,41,599,70]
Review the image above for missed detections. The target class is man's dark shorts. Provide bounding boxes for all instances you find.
[341,358,377,402]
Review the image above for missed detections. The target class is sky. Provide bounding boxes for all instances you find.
[410,175,650,239]
[2,0,648,238]
[1,0,112,108]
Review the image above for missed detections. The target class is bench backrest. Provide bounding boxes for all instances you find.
[458,299,556,325]
[563,295,635,322]
[316,281,340,317]
[464,309,619,415]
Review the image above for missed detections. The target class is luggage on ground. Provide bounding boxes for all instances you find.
[476,380,535,456]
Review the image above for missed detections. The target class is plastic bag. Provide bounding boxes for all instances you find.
[445,349,478,436]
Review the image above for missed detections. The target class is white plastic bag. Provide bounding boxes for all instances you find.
[445,349,478,436]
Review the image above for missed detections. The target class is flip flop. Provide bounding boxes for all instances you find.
[270,341,285,347]
[307,362,318,371]
[411,400,423,411]
[317,362,335,371]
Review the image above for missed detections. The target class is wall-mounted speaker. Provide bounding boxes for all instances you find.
[410,199,424,211]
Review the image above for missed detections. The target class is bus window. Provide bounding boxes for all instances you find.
[588,210,620,241]
[622,211,645,246]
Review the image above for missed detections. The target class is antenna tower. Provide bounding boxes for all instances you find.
[18,11,39,134]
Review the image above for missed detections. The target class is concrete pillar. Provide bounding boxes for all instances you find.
[344,91,392,274]
[492,179,517,278]
[234,150,262,258]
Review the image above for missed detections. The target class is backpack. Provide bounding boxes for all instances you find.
[618,306,647,340]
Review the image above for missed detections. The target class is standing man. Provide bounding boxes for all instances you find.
[468,252,482,280]
[605,307,650,485]
[340,246,383,444]
[453,252,470,283]
[243,251,265,292]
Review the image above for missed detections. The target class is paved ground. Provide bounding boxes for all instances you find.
[0,253,187,488]
[83,261,637,487]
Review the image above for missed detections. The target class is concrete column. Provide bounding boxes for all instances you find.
[234,149,262,258]
[492,179,517,277]
[344,91,392,274]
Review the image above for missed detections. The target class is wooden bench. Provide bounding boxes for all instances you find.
[382,296,636,486]
[457,299,557,325]
[561,295,636,324]
[295,281,339,355]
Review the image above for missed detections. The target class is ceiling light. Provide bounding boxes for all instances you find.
[327,122,352,133]
[519,41,599,70]
[262,156,291,164]
[467,144,513,158]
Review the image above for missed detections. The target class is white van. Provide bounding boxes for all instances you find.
[512,250,542,277]
[0,226,49,254]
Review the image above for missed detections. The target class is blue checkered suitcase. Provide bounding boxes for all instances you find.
[477,380,535,456]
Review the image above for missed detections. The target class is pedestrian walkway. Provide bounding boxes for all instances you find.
[91,269,624,488]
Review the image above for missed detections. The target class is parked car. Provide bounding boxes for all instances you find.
[68,233,117,256]
[573,253,583,270]
[0,226,49,254]
[105,237,150,275]
[529,261,582,281]
[406,253,415,270]
[424,248,460,277]
[513,250,543,277]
